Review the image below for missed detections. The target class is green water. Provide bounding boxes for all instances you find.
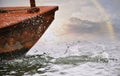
[0,53,117,76]
[0,54,52,75]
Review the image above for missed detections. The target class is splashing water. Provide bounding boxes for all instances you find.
[0,54,53,75]
[1,0,120,76]
[0,41,120,76]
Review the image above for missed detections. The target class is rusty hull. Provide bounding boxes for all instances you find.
[0,6,58,60]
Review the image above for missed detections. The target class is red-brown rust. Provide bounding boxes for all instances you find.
[0,6,58,29]
[27,7,40,13]
[7,38,16,45]
[0,6,58,59]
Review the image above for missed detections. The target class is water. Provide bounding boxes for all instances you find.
[1,0,120,76]
[0,54,52,75]
[0,41,120,76]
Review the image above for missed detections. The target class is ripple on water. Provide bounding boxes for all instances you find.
[0,54,53,75]
[0,41,120,76]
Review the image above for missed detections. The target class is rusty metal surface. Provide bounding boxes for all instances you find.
[0,6,58,28]
[28,0,40,13]
[30,0,36,7]
[0,6,58,59]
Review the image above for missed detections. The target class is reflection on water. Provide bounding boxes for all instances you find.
[0,54,53,75]
[1,0,120,76]
[0,41,120,76]
[0,55,109,75]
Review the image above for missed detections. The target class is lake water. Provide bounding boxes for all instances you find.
[0,0,120,76]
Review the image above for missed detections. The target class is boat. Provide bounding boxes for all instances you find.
[0,0,58,60]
